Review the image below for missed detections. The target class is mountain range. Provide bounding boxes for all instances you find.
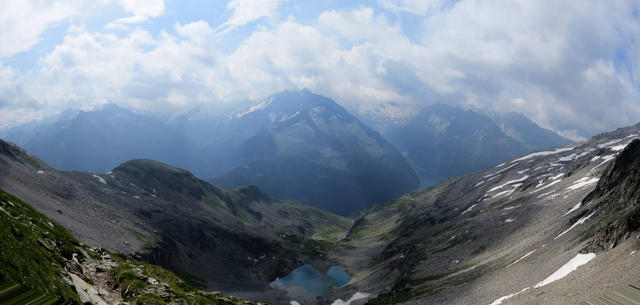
[383,104,572,186]
[209,90,419,215]
[23,104,190,173]
[2,90,571,215]
[2,114,640,304]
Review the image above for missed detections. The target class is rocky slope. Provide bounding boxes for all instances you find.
[0,139,351,304]
[318,123,640,304]
[580,138,640,253]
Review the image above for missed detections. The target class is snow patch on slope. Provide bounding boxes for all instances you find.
[562,202,582,216]
[511,147,574,163]
[555,211,596,239]
[506,249,536,268]
[461,204,477,216]
[531,179,562,193]
[566,177,599,191]
[534,253,596,288]
[331,292,371,305]
[591,154,616,171]
[488,176,529,192]
[489,287,530,305]
[484,164,518,179]
[92,174,107,185]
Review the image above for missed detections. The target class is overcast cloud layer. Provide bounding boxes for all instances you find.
[1,0,640,139]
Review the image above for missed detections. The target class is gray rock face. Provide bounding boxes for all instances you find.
[581,139,640,252]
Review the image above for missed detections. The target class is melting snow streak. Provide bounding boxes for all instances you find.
[555,212,595,239]
[534,253,596,288]
[489,287,530,305]
[511,147,574,162]
[92,174,107,184]
[566,177,599,191]
[506,249,536,268]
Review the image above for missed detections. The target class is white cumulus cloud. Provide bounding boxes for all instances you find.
[215,0,286,35]
[2,0,640,139]
[106,0,166,29]
[0,0,97,58]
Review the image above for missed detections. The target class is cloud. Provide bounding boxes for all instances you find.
[106,0,165,29]
[222,1,640,137]
[411,0,640,136]
[2,0,640,139]
[215,0,285,35]
[377,0,450,16]
[106,16,151,29]
[120,0,165,17]
[0,61,44,129]
[0,1,95,58]
[0,0,164,57]
[319,7,390,41]
[26,22,223,115]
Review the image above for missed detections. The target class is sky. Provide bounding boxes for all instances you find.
[1,0,640,140]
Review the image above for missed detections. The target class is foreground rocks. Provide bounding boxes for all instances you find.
[65,247,270,305]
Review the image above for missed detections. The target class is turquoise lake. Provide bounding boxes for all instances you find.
[269,265,351,295]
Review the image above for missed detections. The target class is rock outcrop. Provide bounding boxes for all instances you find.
[581,139,640,252]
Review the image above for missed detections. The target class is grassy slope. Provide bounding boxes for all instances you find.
[0,188,80,304]
[0,188,269,305]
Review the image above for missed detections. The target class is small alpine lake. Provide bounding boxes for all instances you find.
[269,265,351,296]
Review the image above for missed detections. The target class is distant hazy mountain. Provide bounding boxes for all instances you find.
[24,104,190,173]
[492,111,572,151]
[385,104,571,187]
[0,109,78,146]
[211,90,420,215]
